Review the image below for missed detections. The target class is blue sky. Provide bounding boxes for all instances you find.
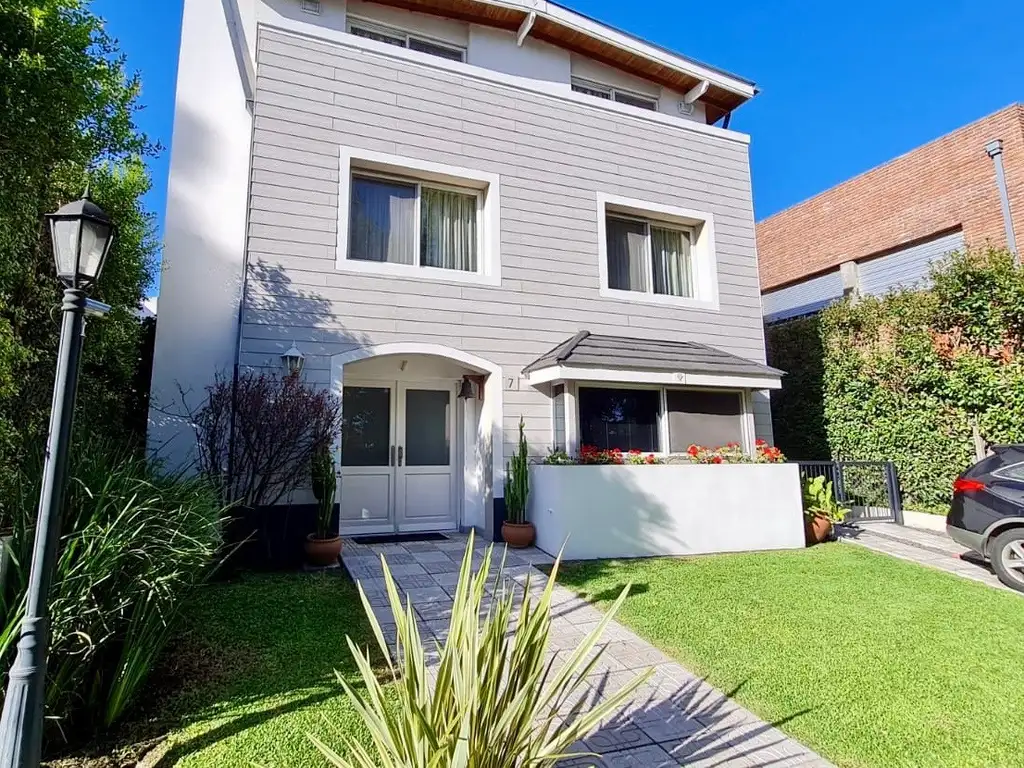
[93,0,1024,295]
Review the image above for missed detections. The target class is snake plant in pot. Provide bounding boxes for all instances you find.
[502,417,534,547]
[305,446,342,567]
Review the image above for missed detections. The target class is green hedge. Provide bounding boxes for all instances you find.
[766,248,1024,512]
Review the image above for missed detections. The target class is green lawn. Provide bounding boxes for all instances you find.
[144,572,388,767]
[556,544,1024,768]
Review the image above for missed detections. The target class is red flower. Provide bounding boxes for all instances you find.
[629,449,642,455]
[756,439,768,446]
[711,455,723,464]
[646,453,656,464]
[687,444,700,457]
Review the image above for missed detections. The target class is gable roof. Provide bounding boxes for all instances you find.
[522,331,784,379]
[358,0,757,123]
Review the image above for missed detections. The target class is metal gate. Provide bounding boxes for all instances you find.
[793,461,904,524]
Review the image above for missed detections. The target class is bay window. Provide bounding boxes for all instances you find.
[574,385,747,454]
[578,387,661,453]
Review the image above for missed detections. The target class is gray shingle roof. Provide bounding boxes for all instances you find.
[522,331,785,379]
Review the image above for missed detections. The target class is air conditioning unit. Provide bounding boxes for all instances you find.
[300,0,321,15]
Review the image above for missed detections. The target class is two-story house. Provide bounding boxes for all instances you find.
[149,0,781,541]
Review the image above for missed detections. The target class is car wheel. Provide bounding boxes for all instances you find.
[990,529,1024,593]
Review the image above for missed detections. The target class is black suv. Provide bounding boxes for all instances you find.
[947,445,1024,592]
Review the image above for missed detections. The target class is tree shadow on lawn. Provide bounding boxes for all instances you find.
[120,569,386,767]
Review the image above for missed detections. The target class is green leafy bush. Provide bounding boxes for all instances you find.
[801,476,849,523]
[765,315,829,459]
[315,533,648,767]
[0,438,223,739]
[768,248,1024,512]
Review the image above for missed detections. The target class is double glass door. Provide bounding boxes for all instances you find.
[339,381,455,534]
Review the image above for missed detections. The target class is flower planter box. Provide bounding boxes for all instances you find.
[528,464,804,560]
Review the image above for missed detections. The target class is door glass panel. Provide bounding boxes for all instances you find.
[341,387,391,467]
[405,389,450,466]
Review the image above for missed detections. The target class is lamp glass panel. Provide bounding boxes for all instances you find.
[79,217,111,281]
[51,219,82,280]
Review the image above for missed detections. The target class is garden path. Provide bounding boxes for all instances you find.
[342,533,833,767]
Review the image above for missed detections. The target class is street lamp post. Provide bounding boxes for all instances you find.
[0,193,115,768]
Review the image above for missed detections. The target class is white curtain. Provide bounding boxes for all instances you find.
[348,177,417,265]
[606,217,647,292]
[420,187,477,271]
[651,226,693,297]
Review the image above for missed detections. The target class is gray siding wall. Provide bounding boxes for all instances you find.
[762,270,844,324]
[859,230,963,297]
[242,26,771,458]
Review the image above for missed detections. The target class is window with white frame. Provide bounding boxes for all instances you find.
[349,173,481,273]
[605,214,694,298]
[597,194,718,309]
[348,18,465,62]
[575,385,746,453]
[571,77,658,111]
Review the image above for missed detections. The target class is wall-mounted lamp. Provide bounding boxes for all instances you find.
[281,342,305,377]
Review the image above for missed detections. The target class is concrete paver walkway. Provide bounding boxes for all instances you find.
[342,533,832,767]
[839,522,1013,592]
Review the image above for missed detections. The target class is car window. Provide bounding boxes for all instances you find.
[992,461,1024,482]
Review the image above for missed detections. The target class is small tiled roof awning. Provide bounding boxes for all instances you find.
[521,331,784,389]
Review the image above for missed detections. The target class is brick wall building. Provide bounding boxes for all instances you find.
[758,103,1023,322]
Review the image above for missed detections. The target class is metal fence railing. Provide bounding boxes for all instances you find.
[792,460,904,525]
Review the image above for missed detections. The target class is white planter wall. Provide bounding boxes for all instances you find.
[529,464,804,560]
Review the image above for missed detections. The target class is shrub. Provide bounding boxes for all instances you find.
[314,533,649,767]
[192,370,341,507]
[820,248,1024,511]
[801,475,849,523]
[0,438,223,739]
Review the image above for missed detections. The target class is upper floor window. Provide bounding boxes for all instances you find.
[348,18,465,62]
[337,148,501,286]
[605,215,693,298]
[350,174,479,273]
[571,77,658,111]
[596,194,720,311]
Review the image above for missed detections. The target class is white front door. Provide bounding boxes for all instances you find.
[339,380,456,535]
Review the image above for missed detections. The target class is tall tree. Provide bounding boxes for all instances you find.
[0,0,158,524]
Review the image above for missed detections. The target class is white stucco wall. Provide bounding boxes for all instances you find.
[529,464,804,559]
[468,26,571,85]
[147,0,255,467]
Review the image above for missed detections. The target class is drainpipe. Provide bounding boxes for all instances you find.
[986,139,1018,260]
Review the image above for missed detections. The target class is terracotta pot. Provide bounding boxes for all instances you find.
[502,521,536,549]
[304,534,343,567]
[804,514,833,546]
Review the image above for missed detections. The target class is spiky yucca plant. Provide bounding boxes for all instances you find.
[504,417,529,524]
[312,532,649,767]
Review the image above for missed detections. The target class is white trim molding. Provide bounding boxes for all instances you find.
[523,364,781,390]
[596,192,720,311]
[336,147,502,287]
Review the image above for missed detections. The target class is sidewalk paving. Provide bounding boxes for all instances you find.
[342,533,832,768]
[839,522,1014,592]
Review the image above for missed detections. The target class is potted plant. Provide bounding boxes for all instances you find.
[802,475,849,545]
[502,418,535,548]
[305,446,342,567]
